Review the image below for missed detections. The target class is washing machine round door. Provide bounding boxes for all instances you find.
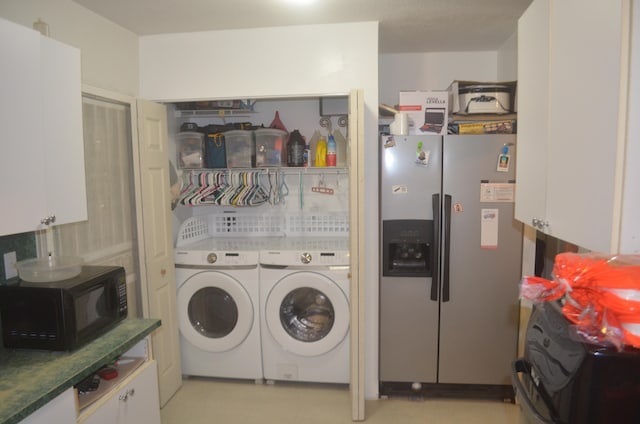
[265,271,349,357]
[178,271,253,352]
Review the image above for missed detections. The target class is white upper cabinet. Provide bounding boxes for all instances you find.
[516,0,639,254]
[41,36,87,228]
[0,18,46,235]
[515,0,549,230]
[0,18,87,236]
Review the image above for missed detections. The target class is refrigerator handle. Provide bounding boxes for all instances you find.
[442,194,452,302]
[431,194,440,301]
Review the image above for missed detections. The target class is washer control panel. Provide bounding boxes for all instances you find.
[174,249,259,266]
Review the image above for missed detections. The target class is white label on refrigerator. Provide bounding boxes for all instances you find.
[392,184,408,194]
[481,208,499,249]
[480,183,515,203]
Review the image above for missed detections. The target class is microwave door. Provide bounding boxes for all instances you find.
[0,288,67,350]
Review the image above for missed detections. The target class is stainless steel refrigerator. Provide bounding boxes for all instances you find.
[379,134,522,398]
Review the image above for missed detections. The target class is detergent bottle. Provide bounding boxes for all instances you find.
[315,136,327,167]
[287,129,305,167]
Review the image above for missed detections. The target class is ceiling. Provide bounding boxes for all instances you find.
[72,0,533,53]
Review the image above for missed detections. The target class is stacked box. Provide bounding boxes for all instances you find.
[224,130,255,168]
[398,91,449,135]
[255,128,286,167]
[177,131,205,169]
[452,120,516,135]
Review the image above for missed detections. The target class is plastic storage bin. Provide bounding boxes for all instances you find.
[255,128,286,167]
[177,131,205,169]
[225,130,255,168]
[204,132,227,168]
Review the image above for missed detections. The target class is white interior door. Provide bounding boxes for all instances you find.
[348,89,365,421]
[136,99,182,406]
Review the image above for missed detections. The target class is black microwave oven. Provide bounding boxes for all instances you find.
[0,265,127,351]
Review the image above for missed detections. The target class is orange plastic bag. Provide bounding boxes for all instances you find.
[520,252,640,349]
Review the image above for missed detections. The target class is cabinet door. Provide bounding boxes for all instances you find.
[0,18,86,236]
[545,0,627,252]
[119,361,161,424]
[81,361,160,424]
[19,388,76,424]
[0,18,47,235]
[515,0,550,228]
[41,36,87,226]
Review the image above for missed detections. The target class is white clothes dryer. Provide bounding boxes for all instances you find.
[175,238,270,381]
[259,238,350,384]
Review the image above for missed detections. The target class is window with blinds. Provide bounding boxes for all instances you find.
[53,94,139,315]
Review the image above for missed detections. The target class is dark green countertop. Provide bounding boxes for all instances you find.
[0,318,160,424]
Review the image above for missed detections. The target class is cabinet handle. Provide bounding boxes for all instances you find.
[40,215,56,225]
[119,388,135,402]
[531,217,549,230]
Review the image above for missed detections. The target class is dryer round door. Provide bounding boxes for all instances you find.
[178,271,254,353]
[265,271,349,357]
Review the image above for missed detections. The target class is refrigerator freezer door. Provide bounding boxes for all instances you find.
[380,135,442,220]
[379,135,441,383]
[438,134,522,385]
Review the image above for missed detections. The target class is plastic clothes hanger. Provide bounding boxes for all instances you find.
[248,172,269,206]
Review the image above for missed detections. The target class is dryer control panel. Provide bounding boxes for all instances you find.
[260,249,350,267]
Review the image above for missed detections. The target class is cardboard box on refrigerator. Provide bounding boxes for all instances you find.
[398,91,448,135]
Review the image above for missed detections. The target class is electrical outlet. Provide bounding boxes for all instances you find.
[3,251,18,280]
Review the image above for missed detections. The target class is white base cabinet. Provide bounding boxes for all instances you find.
[18,388,76,424]
[78,360,160,424]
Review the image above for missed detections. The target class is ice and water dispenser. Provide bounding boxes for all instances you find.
[382,220,433,277]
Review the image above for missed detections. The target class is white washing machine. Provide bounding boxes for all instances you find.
[259,237,350,384]
[175,237,272,382]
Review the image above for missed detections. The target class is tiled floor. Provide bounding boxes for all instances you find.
[160,378,521,423]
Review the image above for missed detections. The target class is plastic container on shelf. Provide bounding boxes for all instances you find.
[204,132,227,168]
[177,131,205,169]
[255,128,287,167]
[287,129,306,167]
[225,130,255,168]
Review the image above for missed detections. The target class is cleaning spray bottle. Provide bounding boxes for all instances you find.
[326,134,337,167]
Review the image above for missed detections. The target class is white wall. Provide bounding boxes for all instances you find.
[0,0,139,96]
[378,51,499,106]
[139,22,377,102]
[498,32,518,81]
